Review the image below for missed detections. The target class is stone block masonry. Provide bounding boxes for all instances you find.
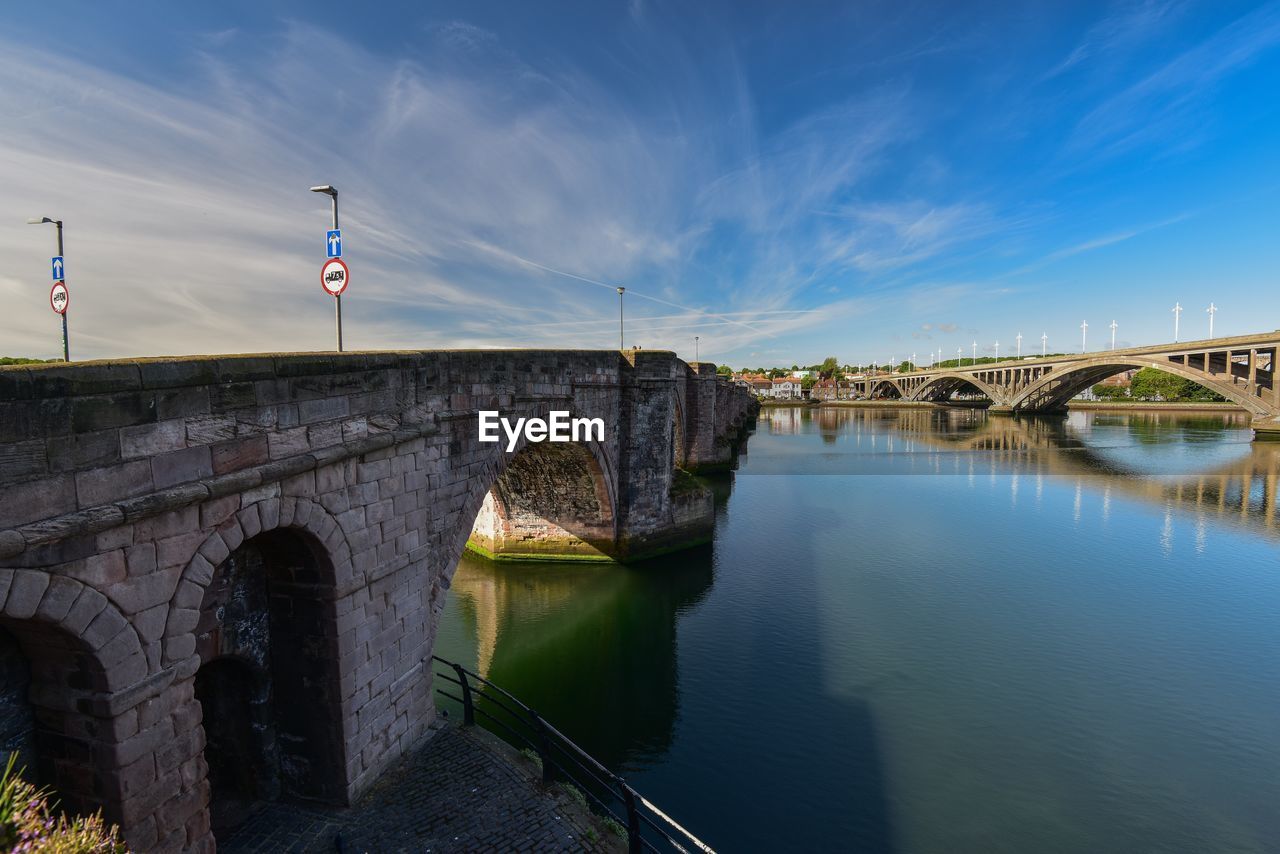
[0,348,756,852]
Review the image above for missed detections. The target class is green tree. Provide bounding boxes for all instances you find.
[1091,383,1129,399]
[801,375,817,390]
[819,356,840,378]
[1127,368,1224,401]
[716,364,732,376]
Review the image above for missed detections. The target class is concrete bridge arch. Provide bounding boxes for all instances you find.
[1009,357,1272,415]
[908,372,1003,404]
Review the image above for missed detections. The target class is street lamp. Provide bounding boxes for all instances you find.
[1016,333,1022,358]
[694,335,699,362]
[1207,302,1217,337]
[617,287,626,349]
[1110,320,1117,350]
[957,346,963,367]
[994,340,1000,360]
[1081,320,1088,353]
[310,185,342,352]
[972,340,977,365]
[1041,332,1047,357]
[27,216,69,361]
[1172,302,1182,343]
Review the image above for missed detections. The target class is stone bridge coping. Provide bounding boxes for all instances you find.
[0,348,735,400]
[884,331,1280,378]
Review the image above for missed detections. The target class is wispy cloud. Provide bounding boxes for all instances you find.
[1067,2,1280,158]
[1043,0,1187,80]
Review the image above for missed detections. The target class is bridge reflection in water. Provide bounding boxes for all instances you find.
[757,406,1280,538]
[437,549,713,772]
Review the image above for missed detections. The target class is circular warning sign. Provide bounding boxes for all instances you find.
[50,281,69,314]
[321,258,349,297]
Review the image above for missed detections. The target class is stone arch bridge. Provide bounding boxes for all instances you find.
[850,331,1280,437]
[0,349,756,852]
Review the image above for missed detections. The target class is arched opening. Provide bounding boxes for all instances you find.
[915,374,995,404]
[194,529,346,838]
[468,441,616,561]
[1014,362,1254,413]
[0,616,114,818]
[0,626,35,775]
[870,380,903,400]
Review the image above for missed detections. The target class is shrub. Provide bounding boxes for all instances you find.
[0,754,126,853]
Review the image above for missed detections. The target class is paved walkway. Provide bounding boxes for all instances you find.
[221,722,620,853]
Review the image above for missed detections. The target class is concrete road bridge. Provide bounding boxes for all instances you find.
[849,331,1280,437]
[0,349,756,852]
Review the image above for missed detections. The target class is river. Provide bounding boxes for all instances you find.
[435,406,1280,853]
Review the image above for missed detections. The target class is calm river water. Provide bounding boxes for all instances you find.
[436,406,1280,853]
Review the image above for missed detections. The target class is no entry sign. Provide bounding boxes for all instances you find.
[321,258,349,297]
[50,281,69,314]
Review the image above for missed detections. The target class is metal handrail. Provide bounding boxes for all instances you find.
[430,655,714,854]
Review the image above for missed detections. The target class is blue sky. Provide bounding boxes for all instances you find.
[2,1,1279,367]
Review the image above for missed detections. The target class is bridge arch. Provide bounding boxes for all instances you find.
[167,498,354,838]
[0,570,146,822]
[464,428,619,563]
[1010,358,1271,415]
[869,379,904,400]
[909,372,1003,403]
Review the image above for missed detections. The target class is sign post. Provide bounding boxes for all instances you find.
[311,186,344,352]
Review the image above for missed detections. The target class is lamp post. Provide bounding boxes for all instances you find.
[994,340,1000,361]
[27,216,69,361]
[310,185,342,352]
[1081,320,1088,353]
[1172,302,1182,343]
[694,335,699,362]
[1041,332,1047,357]
[911,352,916,371]
[1016,333,1022,358]
[972,341,977,365]
[617,287,626,349]
[1110,320,1117,350]
[1207,302,1217,337]
[957,346,963,367]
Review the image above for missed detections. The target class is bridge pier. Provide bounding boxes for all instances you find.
[1251,419,1280,441]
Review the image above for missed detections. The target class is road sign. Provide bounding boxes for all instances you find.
[326,229,342,258]
[321,258,349,296]
[50,281,69,314]
[51,256,64,280]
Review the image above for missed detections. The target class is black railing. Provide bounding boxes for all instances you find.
[431,656,713,854]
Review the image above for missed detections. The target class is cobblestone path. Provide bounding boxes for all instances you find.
[221,723,618,853]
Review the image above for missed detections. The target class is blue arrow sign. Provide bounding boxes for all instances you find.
[51,256,64,281]
[326,230,342,258]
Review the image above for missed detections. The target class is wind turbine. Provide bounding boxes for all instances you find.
[1172,302,1182,342]
[1207,302,1217,337]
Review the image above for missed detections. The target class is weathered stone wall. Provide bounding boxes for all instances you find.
[0,348,756,852]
